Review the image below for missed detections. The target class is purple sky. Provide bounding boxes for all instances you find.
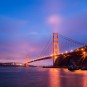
[0,0,87,65]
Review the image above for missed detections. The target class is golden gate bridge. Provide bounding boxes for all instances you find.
[25,32,86,66]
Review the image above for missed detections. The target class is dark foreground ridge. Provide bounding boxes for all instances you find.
[54,46,87,68]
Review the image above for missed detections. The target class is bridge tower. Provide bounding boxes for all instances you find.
[25,56,29,67]
[52,32,59,65]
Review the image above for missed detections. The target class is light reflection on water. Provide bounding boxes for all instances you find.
[83,71,87,87]
[49,68,60,87]
[49,69,84,87]
[0,67,87,87]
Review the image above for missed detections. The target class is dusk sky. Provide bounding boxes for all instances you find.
[0,0,87,65]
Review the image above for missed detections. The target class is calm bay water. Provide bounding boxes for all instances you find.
[0,67,87,87]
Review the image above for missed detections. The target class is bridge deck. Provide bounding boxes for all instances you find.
[28,56,52,63]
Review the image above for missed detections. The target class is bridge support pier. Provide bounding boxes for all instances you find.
[25,56,29,67]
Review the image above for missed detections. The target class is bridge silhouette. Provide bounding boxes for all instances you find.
[25,33,86,66]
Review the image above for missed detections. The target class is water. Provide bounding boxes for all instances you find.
[0,67,87,87]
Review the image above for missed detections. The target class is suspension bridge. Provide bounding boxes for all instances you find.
[25,32,86,66]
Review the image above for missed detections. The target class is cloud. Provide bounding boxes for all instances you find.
[29,31,38,35]
[47,15,62,32]
[0,15,29,46]
[47,15,61,25]
[0,16,27,32]
[0,35,52,62]
[60,12,87,35]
